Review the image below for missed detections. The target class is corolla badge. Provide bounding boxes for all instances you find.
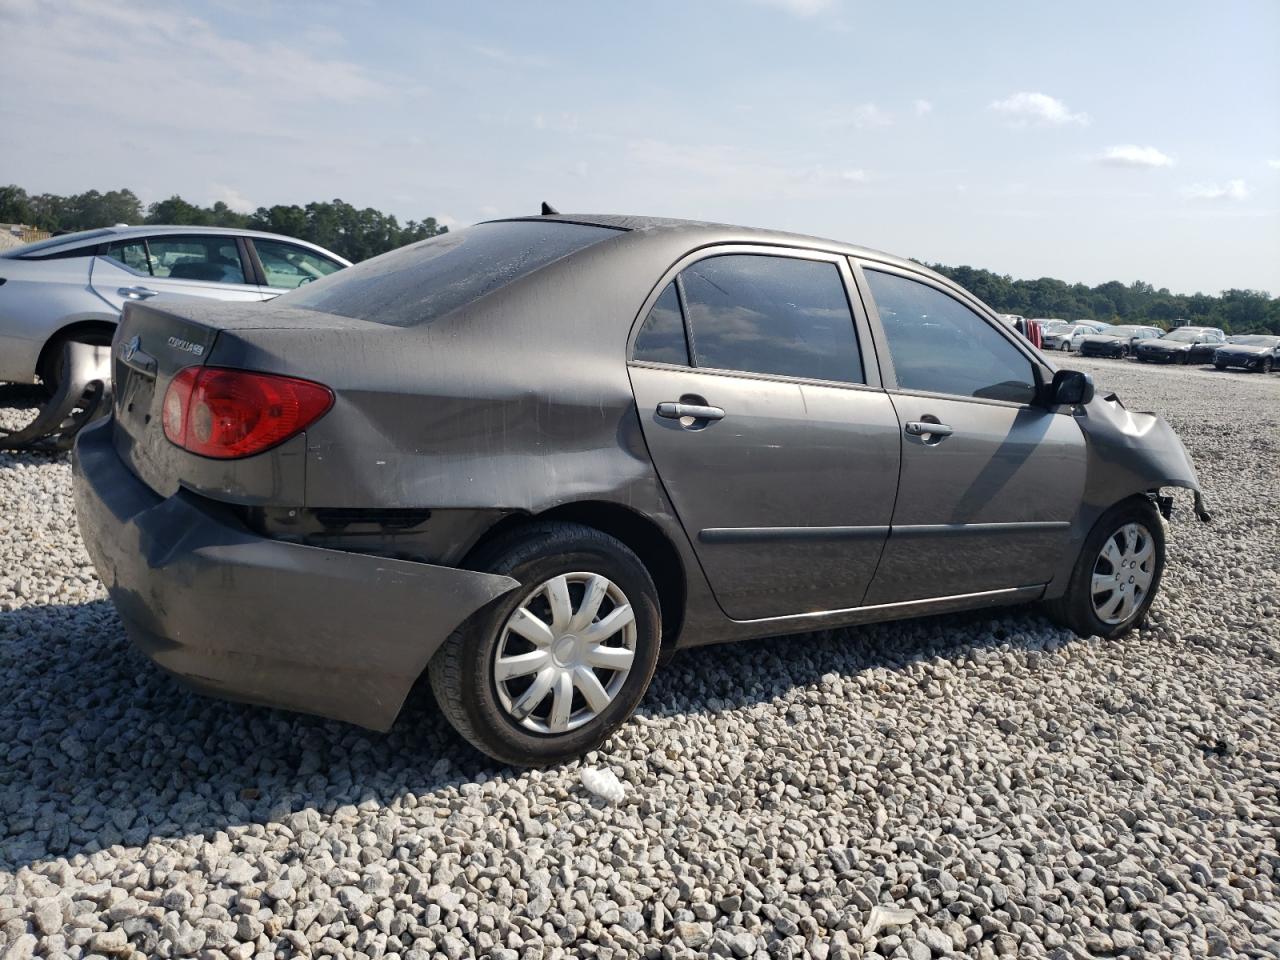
[121,335,141,363]
[167,336,205,357]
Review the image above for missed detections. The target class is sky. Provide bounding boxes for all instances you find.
[2,0,1278,295]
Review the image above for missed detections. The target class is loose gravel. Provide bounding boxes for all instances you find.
[1,362,1278,960]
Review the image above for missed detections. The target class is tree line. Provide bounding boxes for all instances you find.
[927,263,1278,335]
[0,185,446,264]
[2,184,1276,332]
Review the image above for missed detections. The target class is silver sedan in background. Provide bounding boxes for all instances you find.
[0,226,349,392]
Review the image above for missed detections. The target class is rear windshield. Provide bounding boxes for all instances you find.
[280,220,622,327]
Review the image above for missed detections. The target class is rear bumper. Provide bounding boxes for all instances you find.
[72,417,519,730]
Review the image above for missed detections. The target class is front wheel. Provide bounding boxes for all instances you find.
[1260,358,1273,374]
[429,522,661,766]
[1045,498,1165,639]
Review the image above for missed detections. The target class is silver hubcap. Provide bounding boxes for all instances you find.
[1091,522,1156,625]
[493,572,637,734]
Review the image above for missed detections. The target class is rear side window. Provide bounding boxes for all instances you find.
[254,238,344,290]
[680,254,863,383]
[282,220,621,327]
[633,282,690,365]
[864,269,1036,404]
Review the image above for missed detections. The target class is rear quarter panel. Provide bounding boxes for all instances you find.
[0,256,109,381]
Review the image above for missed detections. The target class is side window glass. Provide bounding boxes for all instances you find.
[145,236,247,284]
[633,282,690,365]
[680,254,863,383]
[254,239,344,290]
[864,269,1037,404]
[105,240,151,274]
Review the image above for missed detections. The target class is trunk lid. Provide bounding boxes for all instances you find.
[109,299,373,503]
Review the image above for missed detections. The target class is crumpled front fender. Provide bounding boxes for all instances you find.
[1043,393,1209,599]
[1076,393,1211,522]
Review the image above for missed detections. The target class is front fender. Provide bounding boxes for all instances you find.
[1044,392,1209,598]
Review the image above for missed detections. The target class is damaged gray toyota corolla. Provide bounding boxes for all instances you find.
[72,214,1209,766]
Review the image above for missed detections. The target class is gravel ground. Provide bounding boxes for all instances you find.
[1,361,1277,960]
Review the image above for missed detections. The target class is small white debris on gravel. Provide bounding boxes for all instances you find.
[0,360,1277,960]
[579,766,627,804]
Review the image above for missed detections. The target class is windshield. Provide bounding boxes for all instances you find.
[1227,335,1278,346]
[282,220,623,327]
[1163,329,1201,342]
[2,228,115,258]
[1042,321,1070,332]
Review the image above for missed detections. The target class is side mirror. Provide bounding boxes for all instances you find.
[1048,368,1094,406]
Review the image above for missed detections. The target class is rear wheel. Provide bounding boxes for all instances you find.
[428,522,661,766]
[38,327,114,398]
[1214,360,1227,371]
[1045,498,1165,639]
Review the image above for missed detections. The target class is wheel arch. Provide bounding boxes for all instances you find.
[464,500,687,651]
[37,317,118,383]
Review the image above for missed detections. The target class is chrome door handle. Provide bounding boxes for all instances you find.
[118,286,159,300]
[905,420,953,439]
[656,402,725,421]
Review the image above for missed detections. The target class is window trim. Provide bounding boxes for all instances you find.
[626,244,881,390]
[849,257,1052,410]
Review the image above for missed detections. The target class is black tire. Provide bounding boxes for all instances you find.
[1045,497,1165,639]
[428,521,661,766]
[1260,358,1273,374]
[1214,361,1227,371]
[38,328,114,399]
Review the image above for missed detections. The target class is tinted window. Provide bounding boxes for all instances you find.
[105,240,151,273]
[865,269,1036,404]
[680,255,863,383]
[282,220,621,327]
[633,282,690,365]
[254,239,344,290]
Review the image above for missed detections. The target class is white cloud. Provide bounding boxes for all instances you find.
[210,184,254,212]
[750,0,836,16]
[849,103,892,129]
[1097,145,1175,168]
[1182,179,1249,201]
[1269,159,1280,170]
[840,169,868,183]
[470,44,550,69]
[989,91,1090,126]
[913,99,933,116]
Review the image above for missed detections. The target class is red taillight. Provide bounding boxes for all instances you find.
[161,366,333,459]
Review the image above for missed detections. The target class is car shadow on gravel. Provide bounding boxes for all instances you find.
[0,597,1078,871]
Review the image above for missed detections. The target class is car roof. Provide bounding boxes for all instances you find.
[2,225,351,263]
[492,213,928,274]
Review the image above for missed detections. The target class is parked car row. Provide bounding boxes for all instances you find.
[1028,317,1278,374]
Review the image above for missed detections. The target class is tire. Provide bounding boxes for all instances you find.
[38,328,114,398]
[1261,358,1273,374]
[1060,342,1070,352]
[428,521,662,766]
[1214,361,1227,371]
[1045,497,1165,640]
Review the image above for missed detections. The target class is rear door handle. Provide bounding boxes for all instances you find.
[656,402,725,422]
[118,286,159,300]
[904,420,953,440]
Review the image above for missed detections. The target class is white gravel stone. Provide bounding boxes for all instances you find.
[0,361,1277,959]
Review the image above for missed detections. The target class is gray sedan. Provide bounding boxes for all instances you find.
[72,214,1209,765]
[0,226,349,392]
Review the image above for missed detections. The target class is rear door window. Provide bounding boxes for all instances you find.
[282,220,621,326]
[112,235,249,284]
[864,268,1037,404]
[632,282,690,365]
[679,254,864,383]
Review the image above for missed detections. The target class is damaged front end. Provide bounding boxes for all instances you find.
[1077,391,1211,523]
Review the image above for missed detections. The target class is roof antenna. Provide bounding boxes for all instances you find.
[541,201,559,216]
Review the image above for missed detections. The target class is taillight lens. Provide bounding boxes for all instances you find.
[161,366,333,459]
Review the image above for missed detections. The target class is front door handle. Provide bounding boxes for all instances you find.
[656,401,725,422]
[904,420,953,442]
[118,286,159,300]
